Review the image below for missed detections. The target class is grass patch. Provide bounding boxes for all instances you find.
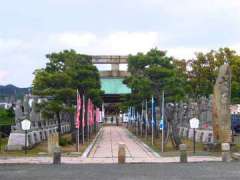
[0,118,15,126]
[128,127,221,157]
[0,132,97,157]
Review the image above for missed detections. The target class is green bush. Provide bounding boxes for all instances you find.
[0,108,15,126]
[0,125,11,137]
[59,137,73,146]
[59,138,68,146]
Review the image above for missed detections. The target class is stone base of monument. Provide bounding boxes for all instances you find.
[179,144,188,163]
[6,133,30,151]
[118,143,126,164]
[53,146,61,164]
[6,145,24,151]
[221,143,231,162]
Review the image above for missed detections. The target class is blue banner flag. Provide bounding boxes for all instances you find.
[151,96,157,127]
[160,119,164,130]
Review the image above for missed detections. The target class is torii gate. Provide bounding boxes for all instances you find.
[91,55,130,78]
[91,55,131,123]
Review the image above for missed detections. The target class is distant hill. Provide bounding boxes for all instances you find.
[0,84,30,100]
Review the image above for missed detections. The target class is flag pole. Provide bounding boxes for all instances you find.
[102,103,104,125]
[87,99,90,142]
[145,99,148,139]
[82,95,85,144]
[161,91,165,153]
[76,90,80,152]
[136,110,138,136]
[77,125,80,152]
[151,96,154,146]
[141,102,143,137]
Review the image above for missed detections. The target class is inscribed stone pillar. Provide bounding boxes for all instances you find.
[14,100,24,129]
[48,133,59,155]
[23,95,30,118]
[30,97,40,122]
[212,64,232,143]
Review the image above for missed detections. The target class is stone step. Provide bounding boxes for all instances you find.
[232,152,240,160]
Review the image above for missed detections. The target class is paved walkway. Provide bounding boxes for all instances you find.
[87,126,159,163]
[0,126,221,164]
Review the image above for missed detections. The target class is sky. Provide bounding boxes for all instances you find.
[0,0,240,87]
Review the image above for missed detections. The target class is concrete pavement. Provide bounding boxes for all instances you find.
[1,163,239,180]
[87,126,159,163]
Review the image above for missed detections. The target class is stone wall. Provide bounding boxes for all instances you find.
[171,97,213,130]
[178,127,214,143]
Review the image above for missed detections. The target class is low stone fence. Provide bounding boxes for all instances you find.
[179,127,214,143]
[7,123,71,150]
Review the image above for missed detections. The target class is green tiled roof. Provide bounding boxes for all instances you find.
[100,78,131,94]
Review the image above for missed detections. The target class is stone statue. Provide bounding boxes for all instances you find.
[212,64,232,143]
[30,97,40,122]
[14,100,24,128]
[23,95,30,118]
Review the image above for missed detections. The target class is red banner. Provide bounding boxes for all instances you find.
[96,108,100,123]
[82,95,85,128]
[88,98,96,126]
[75,90,81,129]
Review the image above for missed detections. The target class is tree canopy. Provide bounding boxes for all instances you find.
[33,50,103,106]
[123,47,240,109]
[123,48,187,110]
[188,47,240,103]
[32,50,103,137]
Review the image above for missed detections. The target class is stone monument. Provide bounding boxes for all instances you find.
[7,95,71,150]
[212,64,232,143]
[48,133,59,155]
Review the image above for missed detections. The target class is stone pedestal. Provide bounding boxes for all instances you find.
[221,143,231,162]
[179,144,188,163]
[48,133,59,155]
[7,132,29,150]
[53,146,61,164]
[118,143,126,164]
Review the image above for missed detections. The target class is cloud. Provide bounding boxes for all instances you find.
[0,30,240,87]
[100,32,160,54]
[167,47,208,59]
[230,44,240,54]
[50,31,240,60]
[0,37,46,87]
[139,0,240,12]
[49,31,160,55]
[0,38,24,52]
[50,32,97,49]
[0,0,240,88]
[0,70,8,83]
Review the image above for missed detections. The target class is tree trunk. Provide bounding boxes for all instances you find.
[156,95,161,138]
[165,103,182,150]
[170,103,181,149]
[56,111,61,143]
[70,112,77,143]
